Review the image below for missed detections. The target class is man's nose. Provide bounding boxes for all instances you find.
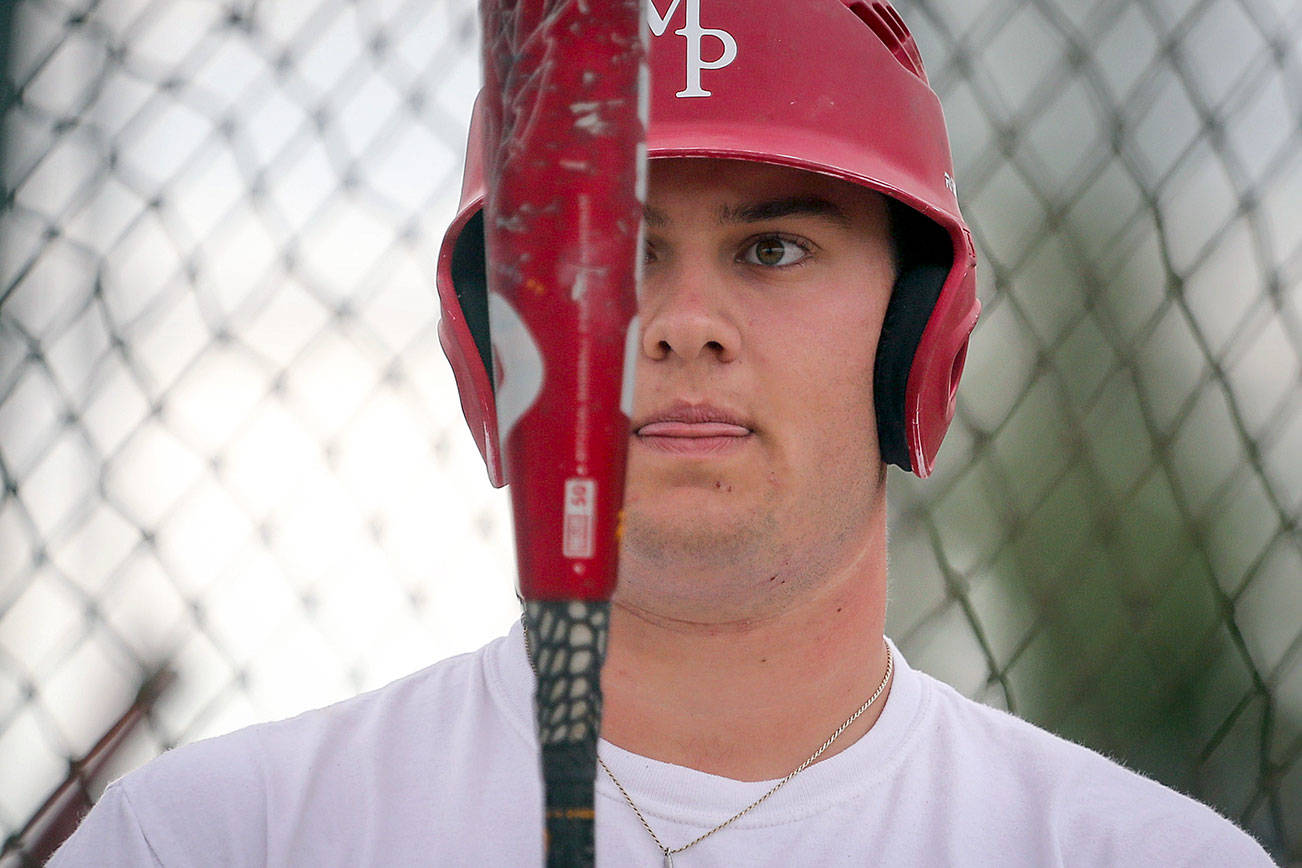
[638,265,741,363]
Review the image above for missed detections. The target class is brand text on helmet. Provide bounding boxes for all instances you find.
[647,0,738,98]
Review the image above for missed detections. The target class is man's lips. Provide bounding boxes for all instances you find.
[632,401,752,432]
[633,405,753,455]
[636,421,751,438]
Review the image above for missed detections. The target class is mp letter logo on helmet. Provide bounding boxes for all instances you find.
[647,0,737,97]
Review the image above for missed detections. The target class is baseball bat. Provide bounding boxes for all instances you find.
[476,1,645,864]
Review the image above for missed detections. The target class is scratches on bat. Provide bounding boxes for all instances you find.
[570,101,609,135]
[570,270,587,304]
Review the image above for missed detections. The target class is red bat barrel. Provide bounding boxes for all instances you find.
[479,1,643,603]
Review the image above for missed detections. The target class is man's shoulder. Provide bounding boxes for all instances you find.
[135,634,511,784]
[906,665,1274,864]
[54,631,532,865]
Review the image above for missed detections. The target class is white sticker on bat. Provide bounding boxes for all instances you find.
[564,478,596,559]
[621,315,640,419]
[488,290,544,451]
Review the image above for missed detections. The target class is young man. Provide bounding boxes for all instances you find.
[54,1,1273,864]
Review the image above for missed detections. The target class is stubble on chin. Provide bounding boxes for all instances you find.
[621,501,776,570]
[614,430,884,621]
[614,464,886,624]
[613,498,798,621]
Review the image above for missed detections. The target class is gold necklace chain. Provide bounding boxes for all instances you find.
[522,619,893,867]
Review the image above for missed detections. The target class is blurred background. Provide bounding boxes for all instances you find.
[0,0,1298,863]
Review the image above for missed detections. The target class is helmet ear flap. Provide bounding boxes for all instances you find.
[874,264,948,472]
[451,212,492,380]
[874,203,953,474]
[440,208,507,487]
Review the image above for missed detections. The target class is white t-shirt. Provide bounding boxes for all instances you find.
[52,625,1274,866]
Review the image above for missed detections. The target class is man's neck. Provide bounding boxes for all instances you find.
[598,525,890,781]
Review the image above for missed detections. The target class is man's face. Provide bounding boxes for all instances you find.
[618,158,896,620]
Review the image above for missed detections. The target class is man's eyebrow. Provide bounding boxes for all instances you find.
[720,196,851,226]
[641,196,851,229]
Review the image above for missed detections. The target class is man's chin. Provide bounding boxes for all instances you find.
[619,501,774,567]
[613,516,798,627]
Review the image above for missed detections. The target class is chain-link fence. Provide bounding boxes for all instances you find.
[1,0,1299,863]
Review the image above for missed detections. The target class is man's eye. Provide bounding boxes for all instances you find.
[743,236,808,267]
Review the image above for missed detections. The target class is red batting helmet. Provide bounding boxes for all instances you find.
[437,0,980,483]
